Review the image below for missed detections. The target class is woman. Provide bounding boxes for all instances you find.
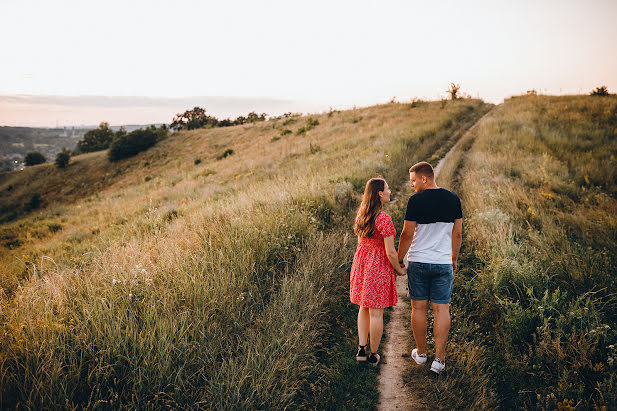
[350,177,406,366]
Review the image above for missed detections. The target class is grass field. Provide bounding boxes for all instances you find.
[405,94,617,409]
[0,99,489,408]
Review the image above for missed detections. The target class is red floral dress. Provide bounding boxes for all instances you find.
[350,212,398,308]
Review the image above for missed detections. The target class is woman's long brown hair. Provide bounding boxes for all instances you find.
[354,178,385,238]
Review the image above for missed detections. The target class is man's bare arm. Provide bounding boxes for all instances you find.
[451,218,463,273]
[397,220,416,265]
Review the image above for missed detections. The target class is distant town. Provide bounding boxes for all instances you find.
[0,124,164,171]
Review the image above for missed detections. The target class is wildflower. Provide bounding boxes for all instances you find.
[129,293,133,298]
[141,269,147,274]
[112,279,118,285]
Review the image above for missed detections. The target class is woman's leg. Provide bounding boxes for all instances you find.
[358,306,370,346]
[368,308,384,353]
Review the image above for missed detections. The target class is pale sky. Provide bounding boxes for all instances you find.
[1,0,616,127]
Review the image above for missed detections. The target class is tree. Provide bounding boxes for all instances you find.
[24,151,46,166]
[77,122,114,153]
[55,148,71,169]
[246,111,267,123]
[447,83,461,100]
[590,86,609,96]
[108,128,158,162]
[170,107,219,130]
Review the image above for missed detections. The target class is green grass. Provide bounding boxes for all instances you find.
[404,95,617,409]
[0,99,489,408]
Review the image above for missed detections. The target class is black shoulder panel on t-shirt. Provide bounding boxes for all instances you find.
[404,188,462,224]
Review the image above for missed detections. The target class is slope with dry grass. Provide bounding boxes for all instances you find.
[0,99,490,408]
[406,95,617,409]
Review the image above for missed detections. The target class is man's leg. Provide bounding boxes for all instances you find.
[432,302,451,362]
[411,299,429,354]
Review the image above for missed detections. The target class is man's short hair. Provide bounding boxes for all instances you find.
[409,161,434,178]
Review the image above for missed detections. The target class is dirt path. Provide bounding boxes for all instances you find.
[375,107,494,411]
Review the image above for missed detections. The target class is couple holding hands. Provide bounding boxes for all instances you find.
[350,161,463,374]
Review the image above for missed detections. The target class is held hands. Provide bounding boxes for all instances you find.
[395,260,407,276]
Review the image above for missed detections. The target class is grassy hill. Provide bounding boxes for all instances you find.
[0,99,490,408]
[405,95,617,409]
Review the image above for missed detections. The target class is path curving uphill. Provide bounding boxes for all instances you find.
[375,107,495,411]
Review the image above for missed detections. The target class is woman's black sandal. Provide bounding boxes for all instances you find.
[368,352,381,366]
[356,345,368,362]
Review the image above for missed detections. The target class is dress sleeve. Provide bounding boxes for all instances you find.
[375,213,396,238]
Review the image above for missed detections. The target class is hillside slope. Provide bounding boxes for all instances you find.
[405,95,617,409]
[0,100,490,409]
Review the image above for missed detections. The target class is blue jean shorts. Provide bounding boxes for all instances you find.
[407,262,453,304]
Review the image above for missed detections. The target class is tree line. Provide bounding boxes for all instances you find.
[18,107,273,169]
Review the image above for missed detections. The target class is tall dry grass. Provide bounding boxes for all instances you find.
[0,99,489,408]
[407,95,617,409]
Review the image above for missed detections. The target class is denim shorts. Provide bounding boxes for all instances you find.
[407,262,454,304]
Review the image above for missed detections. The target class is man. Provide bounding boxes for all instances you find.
[397,161,463,374]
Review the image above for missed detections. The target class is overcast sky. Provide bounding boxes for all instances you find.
[1,0,616,127]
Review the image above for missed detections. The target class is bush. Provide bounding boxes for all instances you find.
[77,122,114,153]
[217,149,234,160]
[296,118,320,135]
[591,86,609,96]
[26,193,41,210]
[55,148,71,169]
[24,151,46,166]
[409,99,425,108]
[108,128,158,162]
[306,118,319,128]
[280,129,292,136]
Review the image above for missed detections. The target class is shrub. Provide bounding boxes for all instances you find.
[48,222,62,233]
[591,86,609,96]
[271,136,281,142]
[194,159,202,165]
[108,128,158,162]
[280,129,292,136]
[217,149,234,160]
[349,116,363,124]
[55,148,71,169]
[306,118,319,128]
[77,122,114,153]
[409,99,425,108]
[310,143,321,154]
[297,118,319,135]
[24,152,46,166]
[26,193,41,210]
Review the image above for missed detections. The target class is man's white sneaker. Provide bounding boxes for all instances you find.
[430,357,445,374]
[411,348,427,365]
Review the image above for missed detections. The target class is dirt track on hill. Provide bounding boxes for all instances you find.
[375,108,495,411]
